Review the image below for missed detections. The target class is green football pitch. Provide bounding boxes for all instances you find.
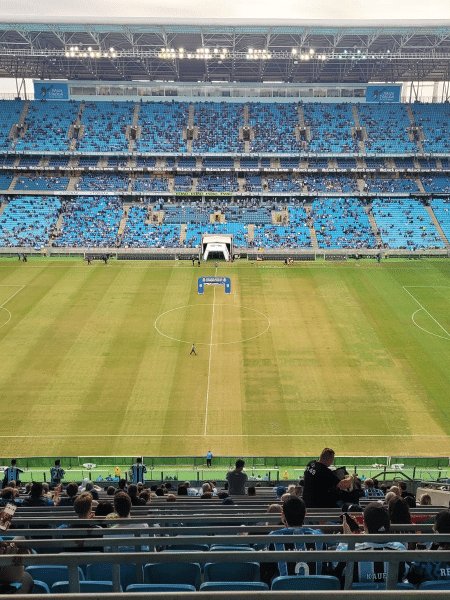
[1,257,450,459]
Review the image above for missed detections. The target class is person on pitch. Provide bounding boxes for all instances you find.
[190,343,197,355]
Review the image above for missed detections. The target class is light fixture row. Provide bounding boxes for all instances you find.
[65,46,117,59]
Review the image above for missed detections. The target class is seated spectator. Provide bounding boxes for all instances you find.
[83,481,101,500]
[388,496,415,549]
[0,487,23,507]
[262,496,324,585]
[364,478,384,500]
[58,482,79,507]
[22,482,54,507]
[127,484,146,506]
[335,502,407,586]
[389,486,402,497]
[276,486,286,499]
[407,510,450,586]
[383,491,397,506]
[166,494,177,502]
[95,501,115,518]
[420,493,432,506]
[177,483,188,496]
[58,492,103,552]
[111,492,149,529]
[399,481,415,501]
[139,490,151,505]
[266,503,284,526]
[184,481,199,496]
[247,486,256,497]
[106,486,116,497]
[72,492,96,521]
[0,539,33,595]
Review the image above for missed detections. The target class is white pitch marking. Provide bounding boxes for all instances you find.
[204,285,216,436]
[0,285,25,329]
[404,286,450,340]
[154,304,270,346]
[0,433,447,439]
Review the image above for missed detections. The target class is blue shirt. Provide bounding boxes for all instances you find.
[50,466,65,483]
[336,540,407,584]
[130,462,147,484]
[3,466,24,482]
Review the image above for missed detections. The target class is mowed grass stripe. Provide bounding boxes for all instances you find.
[154,270,213,453]
[5,266,150,449]
[0,265,99,410]
[67,266,173,455]
[338,265,450,453]
[238,268,291,454]
[204,280,246,455]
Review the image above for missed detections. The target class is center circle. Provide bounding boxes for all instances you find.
[0,307,11,329]
[155,303,270,345]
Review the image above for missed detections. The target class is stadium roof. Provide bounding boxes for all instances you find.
[0,18,450,84]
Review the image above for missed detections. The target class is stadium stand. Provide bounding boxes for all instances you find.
[0,480,449,596]
[54,197,122,248]
[0,196,62,247]
[371,198,445,250]
[14,100,80,151]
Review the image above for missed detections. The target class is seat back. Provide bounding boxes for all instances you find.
[126,583,196,592]
[86,562,140,590]
[419,580,450,590]
[200,582,269,591]
[143,562,201,590]
[32,580,50,594]
[25,566,84,588]
[204,561,260,582]
[209,545,254,552]
[51,580,119,593]
[271,575,341,590]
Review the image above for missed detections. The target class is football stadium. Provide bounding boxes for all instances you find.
[1,15,450,597]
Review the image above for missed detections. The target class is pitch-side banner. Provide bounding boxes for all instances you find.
[33,82,69,100]
[366,85,401,103]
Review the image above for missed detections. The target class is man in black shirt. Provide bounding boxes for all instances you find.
[303,447,353,508]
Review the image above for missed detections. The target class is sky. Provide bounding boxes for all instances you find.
[2,0,450,21]
[0,0,449,94]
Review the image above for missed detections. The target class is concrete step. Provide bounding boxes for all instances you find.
[425,204,450,249]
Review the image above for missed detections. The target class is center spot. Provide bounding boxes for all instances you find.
[155,303,270,345]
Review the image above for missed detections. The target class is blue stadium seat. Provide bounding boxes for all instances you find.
[419,580,450,590]
[204,561,260,582]
[32,580,50,594]
[271,575,341,590]
[86,562,139,590]
[25,566,84,588]
[51,580,119,593]
[126,583,196,592]
[200,582,269,591]
[352,582,415,590]
[143,562,201,589]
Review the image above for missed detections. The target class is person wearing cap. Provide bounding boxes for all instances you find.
[407,509,450,586]
[334,502,407,586]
